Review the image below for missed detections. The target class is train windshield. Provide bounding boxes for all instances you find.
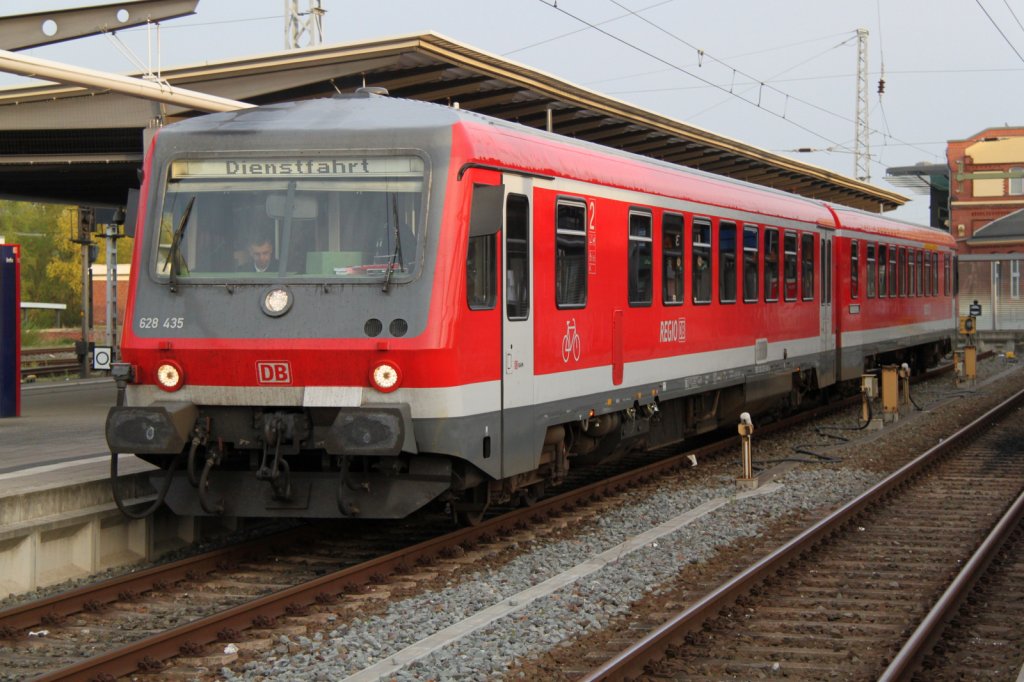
[154,154,425,283]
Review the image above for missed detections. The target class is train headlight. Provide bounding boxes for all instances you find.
[155,361,185,392]
[370,360,402,393]
[261,287,293,317]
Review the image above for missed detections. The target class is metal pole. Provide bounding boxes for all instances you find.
[0,49,251,113]
[105,224,118,355]
[80,240,90,379]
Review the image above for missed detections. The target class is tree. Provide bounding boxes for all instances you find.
[0,201,134,328]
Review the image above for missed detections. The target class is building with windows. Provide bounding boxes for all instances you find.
[947,127,1024,336]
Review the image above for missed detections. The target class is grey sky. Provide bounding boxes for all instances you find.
[6,1,1024,225]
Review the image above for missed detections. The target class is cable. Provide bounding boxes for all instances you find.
[976,0,1024,64]
[505,0,676,57]
[535,0,850,150]
[1004,0,1024,35]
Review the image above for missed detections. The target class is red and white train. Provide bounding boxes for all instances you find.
[106,91,957,521]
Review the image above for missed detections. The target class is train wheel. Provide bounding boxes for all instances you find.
[520,481,545,507]
[456,507,486,526]
[453,482,490,526]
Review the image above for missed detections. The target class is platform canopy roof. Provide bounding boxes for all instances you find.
[0,31,907,211]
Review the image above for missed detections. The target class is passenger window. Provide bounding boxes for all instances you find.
[466,234,496,310]
[866,242,876,298]
[908,249,916,296]
[662,213,684,306]
[801,233,814,301]
[850,240,859,299]
[921,248,929,292]
[742,224,758,303]
[506,194,530,320]
[555,199,587,308]
[628,210,653,306]
[898,248,906,297]
[719,221,737,304]
[878,244,888,298]
[888,246,897,297]
[764,228,780,302]
[783,230,798,301]
[932,253,939,295]
[692,217,712,304]
[944,254,951,296]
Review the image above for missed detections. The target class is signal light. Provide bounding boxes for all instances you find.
[369,360,402,393]
[155,361,185,391]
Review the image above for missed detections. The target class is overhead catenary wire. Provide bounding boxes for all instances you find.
[535,0,850,151]
[975,0,1024,64]
[537,0,940,174]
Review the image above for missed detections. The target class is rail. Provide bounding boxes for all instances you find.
[582,383,1024,681]
[20,346,79,379]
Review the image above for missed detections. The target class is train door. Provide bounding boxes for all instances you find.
[819,233,837,385]
[501,176,536,475]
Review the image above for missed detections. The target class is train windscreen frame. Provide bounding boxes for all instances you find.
[152,153,427,284]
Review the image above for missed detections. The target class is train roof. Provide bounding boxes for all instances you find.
[159,94,947,240]
[830,205,955,246]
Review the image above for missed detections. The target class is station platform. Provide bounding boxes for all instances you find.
[0,379,201,598]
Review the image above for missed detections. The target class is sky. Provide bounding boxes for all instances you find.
[4,0,1024,226]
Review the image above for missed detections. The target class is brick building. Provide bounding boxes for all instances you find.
[946,128,1024,337]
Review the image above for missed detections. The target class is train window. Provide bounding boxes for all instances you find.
[157,155,425,282]
[878,244,887,298]
[764,228,780,302]
[506,194,530,319]
[662,213,684,306]
[628,210,653,306]
[850,240,859,299]
[923,251,931,296]
[719,221,737,304]
[908,249,915,296]
[466,234,496,310]
[953,255,959,296]
[742,224,758,302]
[555,199,587,308]
[866,243,876,298]
[947,254,954,297]
[1010,167,1023,195]
[783,230,798,301]
[932,253,939,295]
[692,217,712,304]
[888,246,898,297]
[898,247,906,297]
[801,233,814,301]
[921,248,929,292]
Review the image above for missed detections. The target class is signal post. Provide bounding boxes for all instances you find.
[956,300,980,386]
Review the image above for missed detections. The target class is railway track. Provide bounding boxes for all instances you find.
[909,505,1024,681]
[582,385,1024,681]
[20,346,79,380]
[0,390,849,681]
[0,360,974,680]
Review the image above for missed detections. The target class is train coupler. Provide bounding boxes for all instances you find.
[256,416,292,501]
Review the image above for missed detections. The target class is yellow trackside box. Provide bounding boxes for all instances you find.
[959,315,976,335]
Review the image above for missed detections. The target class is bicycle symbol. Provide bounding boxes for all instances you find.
[561,318,581,363]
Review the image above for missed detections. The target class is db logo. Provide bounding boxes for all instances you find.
[256,361,292,385]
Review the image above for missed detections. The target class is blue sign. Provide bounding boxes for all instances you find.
[0,244,21,417]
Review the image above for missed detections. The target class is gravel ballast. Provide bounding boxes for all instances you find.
[218,360,1024,681]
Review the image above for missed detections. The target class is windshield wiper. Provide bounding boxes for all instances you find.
[382,194,405,293]
[166,195,196,293]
